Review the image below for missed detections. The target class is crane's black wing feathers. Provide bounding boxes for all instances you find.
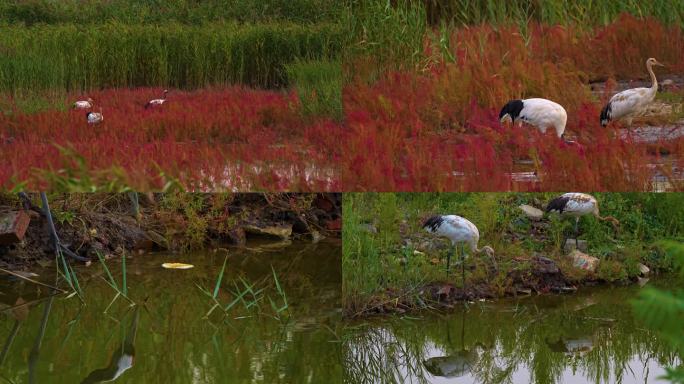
[499,99,524,121]
[546,196,570,213]
[422,215,444,232]
[600,102,612,127]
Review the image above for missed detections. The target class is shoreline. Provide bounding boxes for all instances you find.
[0,193,341,270]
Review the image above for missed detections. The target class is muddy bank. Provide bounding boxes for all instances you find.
[0,193,340,269]
[354,259,653,317]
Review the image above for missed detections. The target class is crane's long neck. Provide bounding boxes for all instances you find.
[647,62,658,93]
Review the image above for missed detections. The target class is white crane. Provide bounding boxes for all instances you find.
[600,58,665,127]
[145,89,169,109]
[422,215,496,289]
[499,98,572,144]
[86,108,103,125]
[72,98,94,110]
[545,193,620,247]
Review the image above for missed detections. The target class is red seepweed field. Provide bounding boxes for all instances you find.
[0,87,342,191]
[1,15,683,192]
[339,15,684,191]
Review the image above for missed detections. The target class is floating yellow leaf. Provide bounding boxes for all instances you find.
[162,262,194,270]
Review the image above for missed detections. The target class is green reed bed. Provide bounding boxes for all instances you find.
[0,22,343,91]
[353,0,684,28]
[0,0,346,25]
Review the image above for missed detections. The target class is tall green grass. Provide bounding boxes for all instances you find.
[355,0,684,27]
[0,0,346,25]
[0,22,343,91]
[286,60,343,119]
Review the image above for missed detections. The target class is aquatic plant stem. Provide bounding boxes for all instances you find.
[40,192,89,262]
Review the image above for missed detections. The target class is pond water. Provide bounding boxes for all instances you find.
[344,278,681,384]
[0,239,342,384]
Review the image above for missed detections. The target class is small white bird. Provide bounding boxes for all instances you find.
[423,215,496,288]
[546,193,620,247]
[72,98,93,110]
[499,98,571,143]
[145,89,168,109]
[86,108,103,125]
[600,58,665,127]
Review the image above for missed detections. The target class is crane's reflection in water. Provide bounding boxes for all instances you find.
[345,277,681,384]
[81,307,139,384]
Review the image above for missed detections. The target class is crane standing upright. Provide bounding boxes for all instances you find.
[423,215,496,290]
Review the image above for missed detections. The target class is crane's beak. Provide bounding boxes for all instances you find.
[654,60,665,67]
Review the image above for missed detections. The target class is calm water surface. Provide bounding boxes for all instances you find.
[344,278,681,384]
[0,240,342,383]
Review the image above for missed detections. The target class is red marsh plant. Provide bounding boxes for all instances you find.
[340,16,684,191]
[0,87,341,191]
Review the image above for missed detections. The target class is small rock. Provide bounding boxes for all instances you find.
[145,230,169,249]
[637,263,650,276]
[568,250,599,272]
[519,205,544,220]
[564,239,588,253]
[244,224,293,240]
[532,256,560,274]
[517,288,532,295]
[0,211,30,245]
[637,277,650,287]
[114,246,124,255]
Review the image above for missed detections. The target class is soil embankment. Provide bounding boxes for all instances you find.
[0,193,341,269]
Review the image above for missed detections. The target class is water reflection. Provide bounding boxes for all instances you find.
[81,307,139,383]
[0,240,342,383]
[345,279,681,384]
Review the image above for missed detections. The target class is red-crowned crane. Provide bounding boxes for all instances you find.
[422,215,496,289]
[145,89,168,109]
[545,193,620,247]
[499,98,573,144]
[600,58,665,127]
[72,98,94,110]
[86,108,103,125]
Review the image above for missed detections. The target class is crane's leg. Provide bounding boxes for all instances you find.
[461,243,466,291]
[574,217,580,249]
[446,247,453,277]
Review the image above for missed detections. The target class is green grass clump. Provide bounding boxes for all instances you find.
[286,60,343,120]
[0,22,343,91]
